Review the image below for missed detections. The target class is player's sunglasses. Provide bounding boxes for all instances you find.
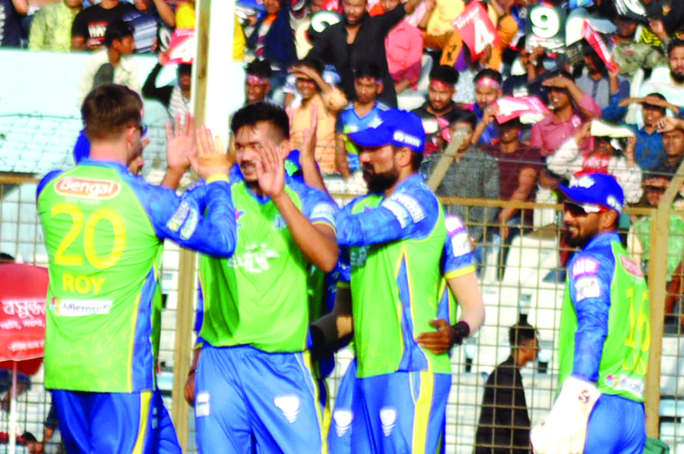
[563,202,608,216]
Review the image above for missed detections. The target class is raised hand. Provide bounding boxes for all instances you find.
[193,126,232,180]
[301,106,319,162]
[256,141,286,199]
[166,113,196,174]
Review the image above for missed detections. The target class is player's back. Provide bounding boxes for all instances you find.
[37,161,164,393]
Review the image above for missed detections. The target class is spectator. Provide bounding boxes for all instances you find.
[472,69,503,145]
[475,323,538,454]
[411,65,464,155]
[0,0,27,47]
[335,63,390,184]
[660,127,684,175]
[28,0,83,52]
[425,110,500,270]
[575,45,630,112]
[546,121,643,204]
[245,59,272,104]
[246,0,297,88]
[483,118,541,279]
[142,53,192,122]
[175,0,195,29]
[71,0,136,50]
[306,0,423,108]
[529,71,601,188]
[76,19,139,107]
[288,58,348,176]
[639,39,684,111]
[611,15,666,77]
[122,0,176,53]
[293,0,326,59]
[502,40,548,104]
[381,0,427,93]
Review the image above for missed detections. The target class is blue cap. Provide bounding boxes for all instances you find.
[557,173,625,213]
[347,109,426,153]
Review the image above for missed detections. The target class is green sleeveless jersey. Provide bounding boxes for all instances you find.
[198,176,337,352]
[559,236,649,402]
[347,192,450,378]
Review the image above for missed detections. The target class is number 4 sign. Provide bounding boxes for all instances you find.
[494,96,550,123]
[161,29,196,65]
[452,2,499,58]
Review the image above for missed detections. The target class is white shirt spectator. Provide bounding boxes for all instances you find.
[77,49,140,107]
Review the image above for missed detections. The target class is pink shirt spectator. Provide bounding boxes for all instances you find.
[529,93,601,157]
[386,21,423,88]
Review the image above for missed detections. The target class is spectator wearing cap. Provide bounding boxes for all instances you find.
[28,0,83,51]
[424,110,500,271]
[547,120,643,205]
[306,0,424,108]
[335,63,391,187]
[71,0,136,50]
[639,40,684,113]
[575,45,630,112]
[529,71,601,189]
[287,59,348,176]
[245,59,273,104]
[482,118,541,278]
[411,65,465,155]
[611,15,666,77]
[142,52,192,123]
[471,69,503,146]
[76,19,139,107]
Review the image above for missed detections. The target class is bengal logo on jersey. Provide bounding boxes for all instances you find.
[55,178,120,199]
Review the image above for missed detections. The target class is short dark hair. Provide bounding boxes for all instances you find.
[668,39,684,57]
[230,101,290,141]
[81,84,143,142]
[178,63,192,75]
[0,252,15,263]
[451,110,478,130]
[354,63,382,81]
[296,57,325,76]
[104,18,134,48]
[495,117,522,129]
[246,59,273,79]
[509,322,537,348]
[429,65,459,86]
[474,68,502,86]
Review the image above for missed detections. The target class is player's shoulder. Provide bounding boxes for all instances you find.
[375,101,391,111]
[569,248,615,283]
[383,176,440,221]
[36,169,66,199]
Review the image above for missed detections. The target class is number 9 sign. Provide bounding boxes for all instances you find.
[526,5,566,51]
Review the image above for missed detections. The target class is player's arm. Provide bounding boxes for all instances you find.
[417,216,485,354]
[337,186,440,247]
[258,141,339,272]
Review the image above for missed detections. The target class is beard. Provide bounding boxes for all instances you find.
[362,164,399,193]
[562,225,592,249]
[671,70,684,84]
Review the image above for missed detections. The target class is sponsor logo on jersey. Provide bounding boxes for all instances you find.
[575,276,601,301]
[333,409,353,437]
[571,258,598,278]
[55,177,120,199]
[388,193,426,223]
[380,407,397,437]
[445,215,464,234]
[180,206,199,240]
[167,201,190,232]
[195,392,211,417]
[605,374,644,399]
[350,246,369,267]
[227,243,280,273]
[274,394,301,423]
[272,214,287,231]
[620,256,643,278]
[311,203,337,227]
[50,297,112,316]
[450,231,472,257]
[383,200,410,228]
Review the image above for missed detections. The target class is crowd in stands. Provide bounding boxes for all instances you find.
[4,0,684,295]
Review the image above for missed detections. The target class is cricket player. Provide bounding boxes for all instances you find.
[36,84,238,453]
[531,173,649,454]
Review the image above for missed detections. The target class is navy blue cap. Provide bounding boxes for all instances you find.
[347,109,426,153]
[557,173,625,213]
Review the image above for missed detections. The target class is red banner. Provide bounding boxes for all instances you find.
[161,29,196,66]
[0,264,48,376]
[581,21,619,73]
[452,2,499,58]
[494,96,550,123]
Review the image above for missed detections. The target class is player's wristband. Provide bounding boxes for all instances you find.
[451,321,470,346]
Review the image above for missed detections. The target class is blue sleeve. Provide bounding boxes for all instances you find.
[294,180,338,232]
[602,93,628,122]
[443,214,476,278]
[568,251,614,382]
[36,170,64,200]
[129,176,238,258]
[336,185,440,247]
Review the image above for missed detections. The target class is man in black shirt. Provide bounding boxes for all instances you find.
[411,65,464,154]
[306,0,422,107]
[475,323,538,454]
[71,0,136,50]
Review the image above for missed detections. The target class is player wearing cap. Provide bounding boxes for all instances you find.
[192,102,339,453]
[531,173,649,454]
[312,109,485,452]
